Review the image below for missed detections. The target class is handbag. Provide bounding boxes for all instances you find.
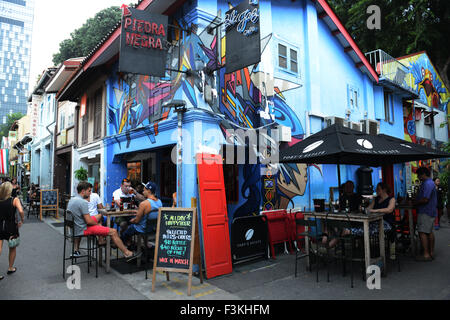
[8,235,20,248]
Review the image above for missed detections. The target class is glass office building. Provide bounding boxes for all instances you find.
[0,0,34,124]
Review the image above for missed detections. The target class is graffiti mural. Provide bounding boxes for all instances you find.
[107,2,316,218]
[400,52,449,184]
[398,52,450,112]
[107,73,174,149]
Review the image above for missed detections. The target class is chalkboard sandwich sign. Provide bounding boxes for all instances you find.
[40,189,59,221]
[152,207,202,296]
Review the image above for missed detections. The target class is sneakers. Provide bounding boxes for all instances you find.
[70,251,81,258]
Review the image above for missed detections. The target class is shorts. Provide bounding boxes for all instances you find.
[83,216,110,237]
[417,214,435,234]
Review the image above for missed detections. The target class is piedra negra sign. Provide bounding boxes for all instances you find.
[119,7,168,77]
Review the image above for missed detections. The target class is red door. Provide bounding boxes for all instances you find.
[196,153,233,279]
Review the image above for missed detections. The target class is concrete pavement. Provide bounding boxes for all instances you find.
[1,210,449,300]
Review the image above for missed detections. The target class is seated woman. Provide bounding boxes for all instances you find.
[345,182,395,237]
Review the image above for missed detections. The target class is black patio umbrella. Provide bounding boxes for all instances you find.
[279,124,449,192]
[377,134,448,159]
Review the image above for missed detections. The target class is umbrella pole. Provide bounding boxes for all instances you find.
[337,163,342,201]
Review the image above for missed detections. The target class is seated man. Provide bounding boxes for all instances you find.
[339,181,362,212]
[322,181,362,248]
[86,183,104,216]
[67,181,139,261]
[121,181,162,247]
[132,182,146,206]
[113,178,135,234]
[113,178,135,207]
[87,182,107,242]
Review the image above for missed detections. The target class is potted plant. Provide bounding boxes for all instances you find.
[74,167,88,182]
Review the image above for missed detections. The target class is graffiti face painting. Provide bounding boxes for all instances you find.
[276,163,308,209]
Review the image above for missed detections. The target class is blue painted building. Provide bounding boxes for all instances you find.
[58,0,416,266]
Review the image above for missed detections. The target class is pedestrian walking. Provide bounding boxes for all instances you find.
[0,182,25,280]
[413,167,437,261]
[11,178,20,198]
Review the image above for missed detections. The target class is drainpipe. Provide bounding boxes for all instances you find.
[45,107,56,189]
[430,104,437,179]
[305,111,310,137]
[163,100,187,207]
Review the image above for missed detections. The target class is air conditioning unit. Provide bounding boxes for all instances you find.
[278,125,292,142]
[350,122,363,132]
[325,116,349,128]
[360,119,380,135]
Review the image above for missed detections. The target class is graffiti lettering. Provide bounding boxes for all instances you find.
[224,8,259,34]
[124,18,166,36]
[125,32,163,49]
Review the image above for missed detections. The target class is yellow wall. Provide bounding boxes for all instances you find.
[17,115,31,140]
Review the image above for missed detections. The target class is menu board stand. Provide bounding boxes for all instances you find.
[40,189,59,221]
[151,207,202,296]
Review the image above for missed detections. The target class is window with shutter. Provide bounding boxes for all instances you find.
[94,88,103,139]
[82,98,89,144]
[384,91,394,124]
[277,41,300,77]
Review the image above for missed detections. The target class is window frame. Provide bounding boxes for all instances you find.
[67,112,74,128]
[81,98,89,145]
[383,91,395,124]
[59,111,65,133]
[347,84,360,111]
[274,35,302,84]
[277,43,300,75]
[127,161,142,182]
[93,88,103,139]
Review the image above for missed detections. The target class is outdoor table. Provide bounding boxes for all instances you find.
[396,203,417,257]
[100,209,138,273]
[303,211,386,276]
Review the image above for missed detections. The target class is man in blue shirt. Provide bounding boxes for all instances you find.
[413,167,437,261]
